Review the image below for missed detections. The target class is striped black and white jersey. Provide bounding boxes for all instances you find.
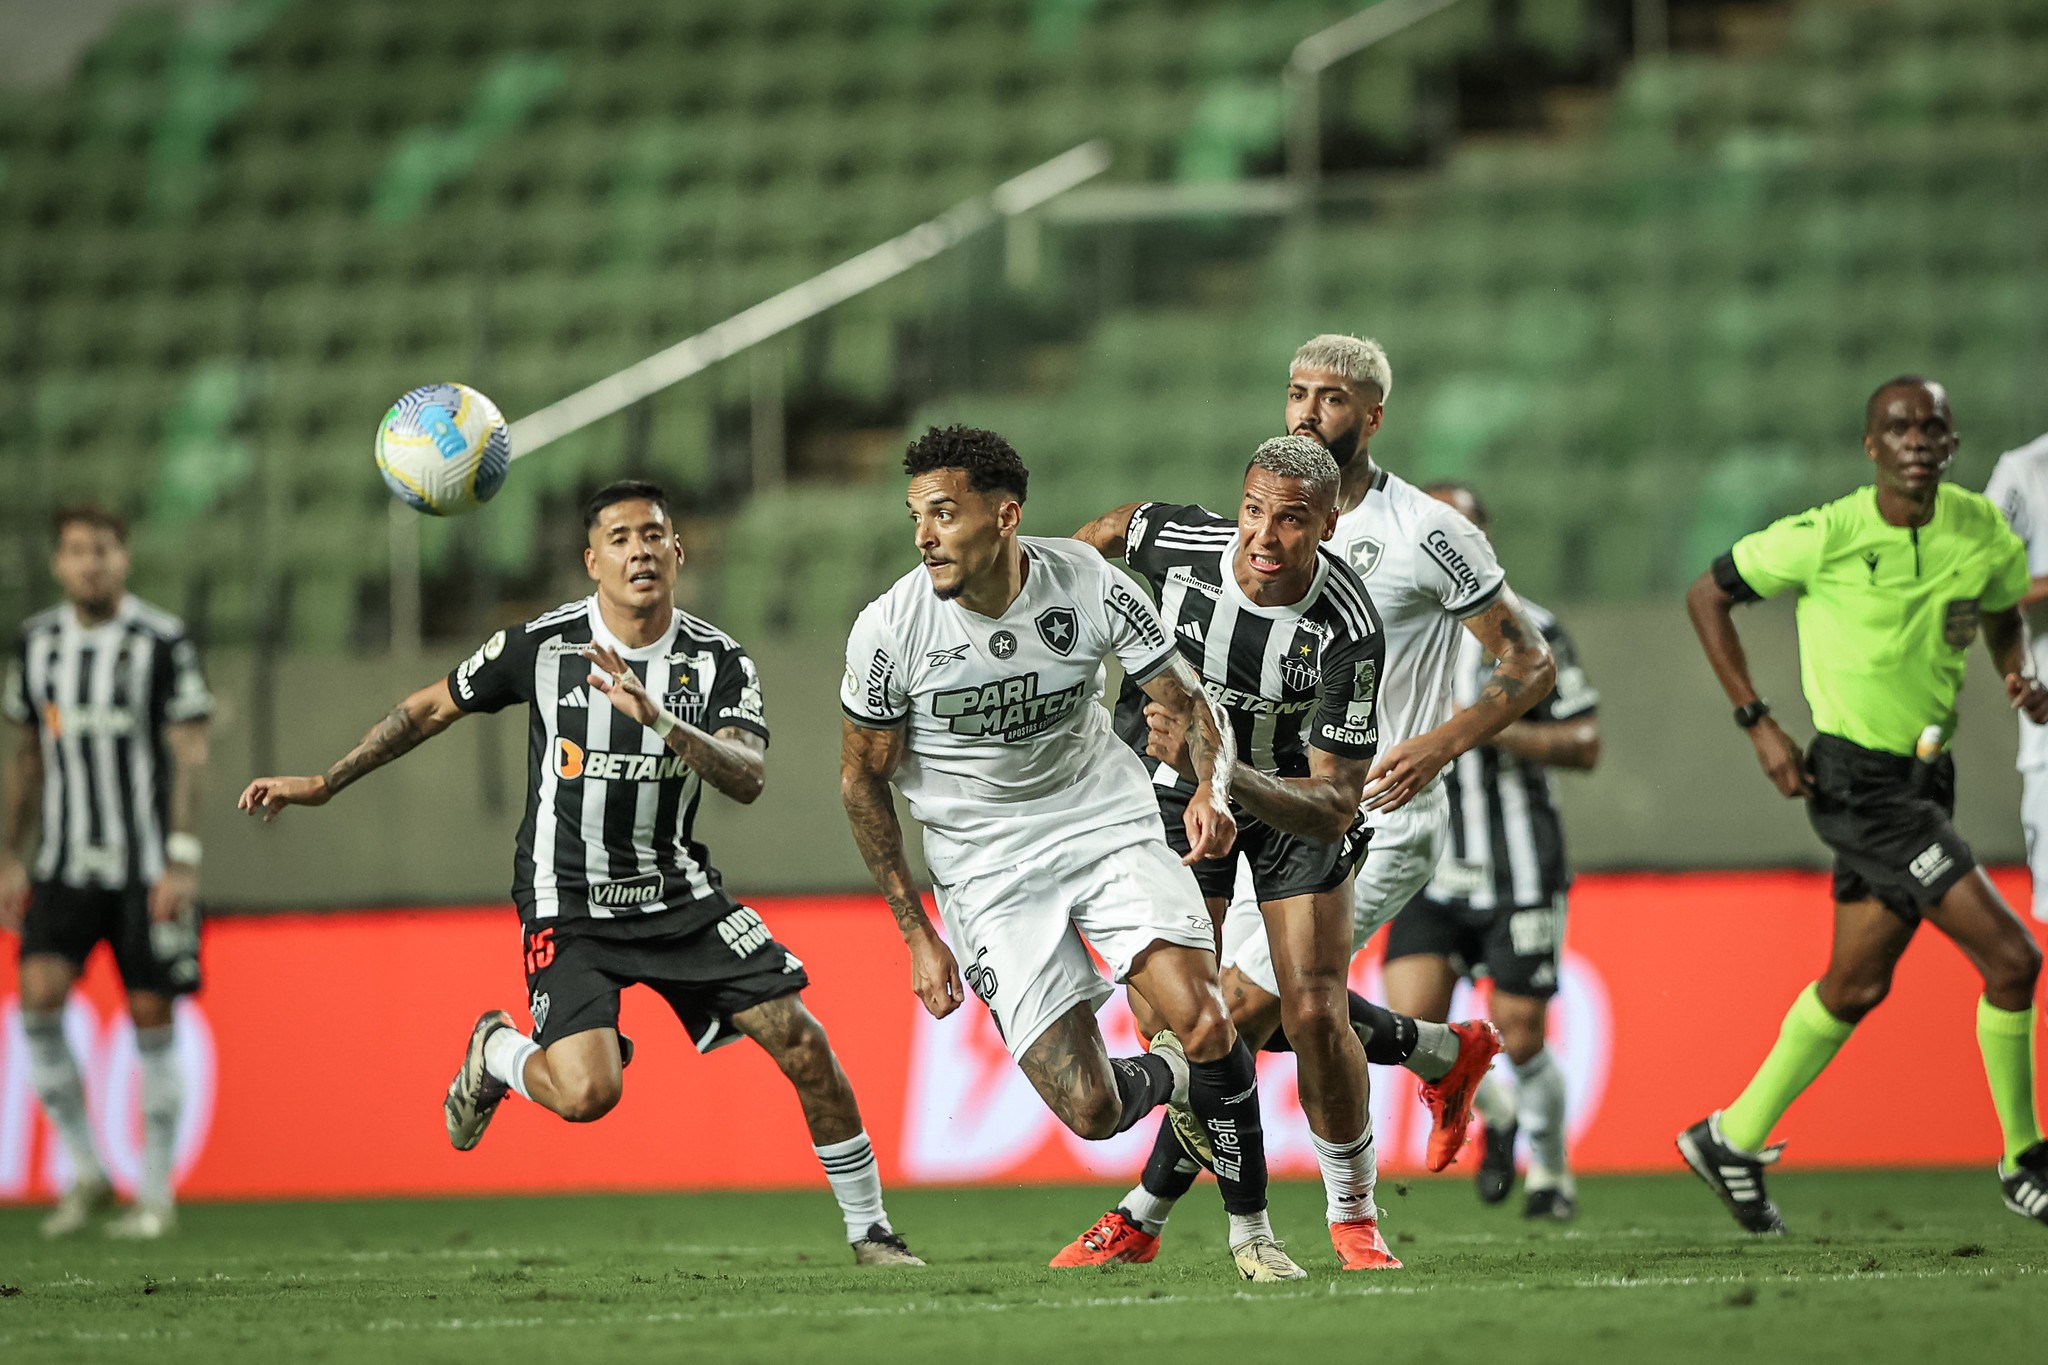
[447,595,769,931]
[3,597,213,891]
[1427,600,1596,911]
[1116,503,1387,798]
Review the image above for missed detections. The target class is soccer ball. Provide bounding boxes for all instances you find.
[375,382,512,516]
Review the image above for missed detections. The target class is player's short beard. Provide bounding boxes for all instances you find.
[1320,424,1361,469]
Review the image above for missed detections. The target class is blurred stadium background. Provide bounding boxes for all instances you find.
[2,0,2046,1218]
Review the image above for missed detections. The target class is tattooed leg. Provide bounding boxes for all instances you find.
[1018,1001,1177,1140]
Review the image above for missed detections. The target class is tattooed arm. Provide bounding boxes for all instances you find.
[840,717,963,1019]
[1072,503,1144,559]
[237,679,466,820]
[1362,589,1556,812]
[147,719,211,923]
[582,642,766,803]
[1136,655,1237,862]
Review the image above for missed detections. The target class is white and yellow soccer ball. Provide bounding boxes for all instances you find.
[375,382,512,515]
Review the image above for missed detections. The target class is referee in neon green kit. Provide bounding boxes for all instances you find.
[1681,375,2048,1232]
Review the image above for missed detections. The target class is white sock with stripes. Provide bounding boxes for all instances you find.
[815,1131,889,1241]
[483,1027,540,1102]
[1515,1048,1572,1195]
[1312,1125,1378,1224]
[23,1010,105,1185]
[135,1025,182,1209]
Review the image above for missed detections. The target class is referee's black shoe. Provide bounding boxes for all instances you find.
[1676,1112,1786,1235]
[2000,1141,2048,1224]
[1476,1122,1517,1205]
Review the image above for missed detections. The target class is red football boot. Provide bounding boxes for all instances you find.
[1049,1209,1160,1267]
[1330,1217,1402,1270]
[1418,1020,1505,1173]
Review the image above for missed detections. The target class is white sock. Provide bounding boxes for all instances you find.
[483,1027,540,1102]
[23,1010,104,1184]
[1312,1125,1378,1224]
[1227,1209,1274,1245]
[135,1025,182,1209]
[814,1131,889,1241]
[1515,1049,1572,1194]
[1121,1182,1178,1234]
[1474,1068,1517,1129]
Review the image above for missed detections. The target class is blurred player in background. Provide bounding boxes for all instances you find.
[2,506,212,1239]
[1681,377,2048,1231]
[1071,336,1553,1261]
[1985,429,2048,922]
[1382,481,1602,1221]
[240,481,923,1267]
[1062,436,1398,1271]
[840,427,1308,1282]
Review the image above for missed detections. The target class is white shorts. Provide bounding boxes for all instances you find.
[933,834,1216,1060]
[1221,782,1451,997]
[2022,768,2048,922]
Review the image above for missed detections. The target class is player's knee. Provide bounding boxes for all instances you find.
[774,1021,839,1089]
[1982,931,2043,1003]
[1278,992,1346,1054]
[1819,972,1890,1023]
[1176,1003,1235,1064]
[554,1073,622,1123]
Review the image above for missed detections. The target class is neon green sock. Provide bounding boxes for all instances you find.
[1976,998,2042,1167]
[1720,984,1856,1153]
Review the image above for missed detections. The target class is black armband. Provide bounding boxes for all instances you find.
[1711,552,1762,604]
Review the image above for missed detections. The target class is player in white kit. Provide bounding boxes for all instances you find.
[840,425,1308,1282]
[1986,430,2048,922]
[1065,337,1556,1263]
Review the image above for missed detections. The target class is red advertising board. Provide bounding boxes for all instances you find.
[3,869,2043,1203]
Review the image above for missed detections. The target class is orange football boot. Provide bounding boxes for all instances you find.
[1329,1217,1402,1270]
[1049,1209,1160,1267]
[1418,1020,1505,1173]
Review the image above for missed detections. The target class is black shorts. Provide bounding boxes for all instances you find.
[521,901,809,1052]
[20,882,203,997]
[1806,732,1975,923]
[1158,786,1369,902]
[1383,892,1567,999]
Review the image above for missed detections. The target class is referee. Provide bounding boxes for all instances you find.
[1679,377,2048,1232]
[2,506,211,1240]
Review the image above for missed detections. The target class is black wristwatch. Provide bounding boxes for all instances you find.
[1734,699,1772,729]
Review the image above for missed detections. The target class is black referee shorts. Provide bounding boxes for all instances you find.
[1806,732,1975,923]
[1157,786,1369,902]
[20,882,203,996]
[521,900,809,1053]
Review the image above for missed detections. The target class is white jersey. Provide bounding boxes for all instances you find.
[1986,432,2048,769]
[842,536,1180,886]
[1325,466,1507,816]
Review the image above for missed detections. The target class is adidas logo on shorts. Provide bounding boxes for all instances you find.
[1909,843,1954,887]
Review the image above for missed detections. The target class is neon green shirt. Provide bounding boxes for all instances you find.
[1729,483,2029,755]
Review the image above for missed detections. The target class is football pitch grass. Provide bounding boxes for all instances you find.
[3,1170,2043,1364]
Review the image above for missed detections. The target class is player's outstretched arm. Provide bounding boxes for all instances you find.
[839,718,963,1019]
[1984,605,2048,723]
[1491,715,1602,770]
[1229,746,1372,845]
[1137,657,1237,863]
[1072,503,1144,558]
[237,679,466,821]
[0,721,41,930]
[1685,568,1809,798]
[1365,589,1556,812]
[582,643,765,803]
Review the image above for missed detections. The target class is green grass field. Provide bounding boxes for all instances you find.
[3,1170,2044,1364]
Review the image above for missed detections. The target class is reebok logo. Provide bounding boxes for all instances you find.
[558,687,589,708]
[1909,843,1954,887]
